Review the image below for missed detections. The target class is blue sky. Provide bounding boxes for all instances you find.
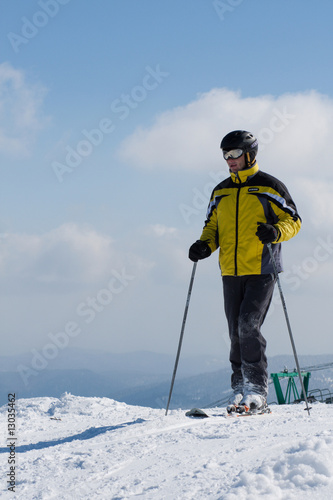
[1,1,333,367]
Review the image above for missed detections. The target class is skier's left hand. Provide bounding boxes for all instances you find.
[256,222,279,244]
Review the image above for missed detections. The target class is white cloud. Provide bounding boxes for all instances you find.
[0,62,49,157]
[117,88,333,180]
[146,224,178,238]
[297,178,333,228]
[0,224,150,293]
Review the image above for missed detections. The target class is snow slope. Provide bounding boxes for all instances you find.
[1,393,333,499]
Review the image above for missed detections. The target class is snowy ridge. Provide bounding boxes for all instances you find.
[1,393,333,499]
[1,351,332,409]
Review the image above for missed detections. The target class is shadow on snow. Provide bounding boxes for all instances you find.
[1,418,146,454]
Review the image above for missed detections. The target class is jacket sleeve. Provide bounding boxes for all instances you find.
[271,181,302,243]
[274,212,301,242]
[199,194,220,252]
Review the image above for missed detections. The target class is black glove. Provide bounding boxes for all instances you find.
[256,222,279,244]
[188,240,211,262]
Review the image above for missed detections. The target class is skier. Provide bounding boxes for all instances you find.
[189,130,301,412]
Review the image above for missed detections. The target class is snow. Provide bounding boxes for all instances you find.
[1,393,333,499]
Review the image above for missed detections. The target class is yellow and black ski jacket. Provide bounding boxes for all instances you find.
[199,162,301,276]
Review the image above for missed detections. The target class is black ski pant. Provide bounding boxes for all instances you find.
[222,274,276,398]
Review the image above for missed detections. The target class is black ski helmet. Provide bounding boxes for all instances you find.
[220,130,258,167]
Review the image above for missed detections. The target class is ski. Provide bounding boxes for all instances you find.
[185,406,271,418]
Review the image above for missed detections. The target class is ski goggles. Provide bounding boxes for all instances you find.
[222,149,244,160]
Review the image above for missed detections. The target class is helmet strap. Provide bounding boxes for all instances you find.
[246,151,256,167]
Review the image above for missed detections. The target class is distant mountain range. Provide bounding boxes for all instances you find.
[0,348,332,409]
[0,347,227,376]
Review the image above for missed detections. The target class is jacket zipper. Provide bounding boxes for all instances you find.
[234,184,241,275]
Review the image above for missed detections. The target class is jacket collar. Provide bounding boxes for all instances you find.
[230,162,259,184]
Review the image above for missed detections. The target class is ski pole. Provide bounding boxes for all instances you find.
[267,243,311,415]
[165,261,197,416]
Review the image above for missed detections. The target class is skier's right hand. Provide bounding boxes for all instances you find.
[188,240,211,262]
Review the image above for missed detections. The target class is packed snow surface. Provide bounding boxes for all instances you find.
[1,393,333,499]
